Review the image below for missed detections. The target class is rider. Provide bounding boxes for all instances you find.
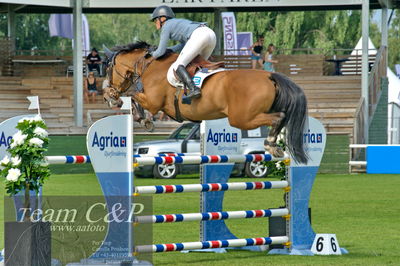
[149,5,216,102]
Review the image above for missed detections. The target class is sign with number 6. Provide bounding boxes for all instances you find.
[311,234,342,255]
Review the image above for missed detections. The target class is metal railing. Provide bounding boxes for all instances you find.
[368,46,387,117]
[350,98,366,172]
[350,46,387,173]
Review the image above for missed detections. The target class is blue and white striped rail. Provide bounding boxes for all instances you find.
[135,180,289,195]
[135,208,289,224]
[135,236,289,253]
[134,154,289,166]
[45,155,91,164]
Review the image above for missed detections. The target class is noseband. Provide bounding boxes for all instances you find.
[106,51,153,99]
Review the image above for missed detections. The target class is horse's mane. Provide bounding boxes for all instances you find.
[112,41,151,53]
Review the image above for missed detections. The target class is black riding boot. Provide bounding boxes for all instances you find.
[176,65,201,101]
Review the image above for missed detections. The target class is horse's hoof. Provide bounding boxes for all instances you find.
[141,119,155,132]
[265,145,285,158]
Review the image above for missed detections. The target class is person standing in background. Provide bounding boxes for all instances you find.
[263,43,278,72]
[250,35,264,69]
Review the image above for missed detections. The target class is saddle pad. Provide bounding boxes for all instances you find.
[192,68,228,89]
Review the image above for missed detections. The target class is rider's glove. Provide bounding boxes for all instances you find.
[144,46,157,59]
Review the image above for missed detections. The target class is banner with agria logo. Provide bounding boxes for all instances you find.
[87,115,133,259]
[0,115,39,220]
[201,118,241,155]
[200,118,247,246]
[285,116,327,254]
[0,115,35,160]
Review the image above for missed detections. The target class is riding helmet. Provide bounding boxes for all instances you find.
[150,5,175,21]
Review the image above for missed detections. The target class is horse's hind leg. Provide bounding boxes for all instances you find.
[228,111,286,157]
[264,112,286,158]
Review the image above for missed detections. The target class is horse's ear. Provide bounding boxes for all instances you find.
[103,44,116,60]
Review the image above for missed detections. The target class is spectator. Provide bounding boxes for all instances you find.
[86,48,102,75]
[250,35,264,69]
[263,43,278,72]
[84,72,97,103]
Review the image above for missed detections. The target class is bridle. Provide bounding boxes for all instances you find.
[106,50,154,100]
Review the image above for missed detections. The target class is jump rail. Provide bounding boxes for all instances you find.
[135,236,290,253]
[134,181,289,195]
[45,153,289,165]
[135,208,289,224]
[134,154,289,166]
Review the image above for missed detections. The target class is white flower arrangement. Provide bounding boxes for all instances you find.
[11,156,21,166]
[0,116,50,201]
[34,127,48,138]
[6,168,21,182]
[29,137,44,147]
[9,131,28,148]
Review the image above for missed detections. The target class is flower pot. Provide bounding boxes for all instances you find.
[4,221,51,266]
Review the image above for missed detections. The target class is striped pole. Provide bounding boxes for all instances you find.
[135,154,289,166]
[135,236,289,253]
[135,180,289,195]
[134,153,195,157]
[44,153,287,165]
[136,208,289,224]
[45,155,90,164]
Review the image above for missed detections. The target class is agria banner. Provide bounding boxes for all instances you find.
[0,115,35,160]
[86,115,133,259]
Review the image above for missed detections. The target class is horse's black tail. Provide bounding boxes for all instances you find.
[269,72,309,164]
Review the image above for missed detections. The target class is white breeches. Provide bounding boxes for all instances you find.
[167,26,217,87]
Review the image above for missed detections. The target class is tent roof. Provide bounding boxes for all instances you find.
[388,68,400,104]
[1,0,399,13]
[352,37,378,55]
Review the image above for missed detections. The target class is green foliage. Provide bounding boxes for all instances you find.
[264,135,287,178]
[0,115,50,196]
[237,11,362,55]
[388,10,400,70]
[0,10,398,66]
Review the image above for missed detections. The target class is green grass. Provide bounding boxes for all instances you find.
[2,173,400,265]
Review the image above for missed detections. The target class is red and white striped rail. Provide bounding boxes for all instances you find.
[45,155,90,164]
[135,208,289,224]
[134,153,289,166]
[44,153,288,165]
[135,236,289,253]
[134,180,289,195]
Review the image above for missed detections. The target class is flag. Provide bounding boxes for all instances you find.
[27,96,39,111]
[48,14,90,55]
[221,12,238,55]
[48,14,73,39]
[120,97,132,111]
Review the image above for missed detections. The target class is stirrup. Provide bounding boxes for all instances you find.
[182,95,192,105]
[187,88,201,99]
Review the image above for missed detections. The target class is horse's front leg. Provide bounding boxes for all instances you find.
[134,93,161,115]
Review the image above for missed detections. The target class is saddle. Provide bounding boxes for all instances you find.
[186,55,225,77]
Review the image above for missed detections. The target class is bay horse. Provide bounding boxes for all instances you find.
[103,41,308,164]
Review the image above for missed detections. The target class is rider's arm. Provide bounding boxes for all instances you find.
[168,42,184,53]
[151,25,171,59]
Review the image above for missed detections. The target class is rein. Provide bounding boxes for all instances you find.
[107,52,154,96]
[106,50,187,123]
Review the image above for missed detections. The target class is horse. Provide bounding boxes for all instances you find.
[103,41,309,164]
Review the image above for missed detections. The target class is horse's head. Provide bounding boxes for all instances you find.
[103,41,152,108]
